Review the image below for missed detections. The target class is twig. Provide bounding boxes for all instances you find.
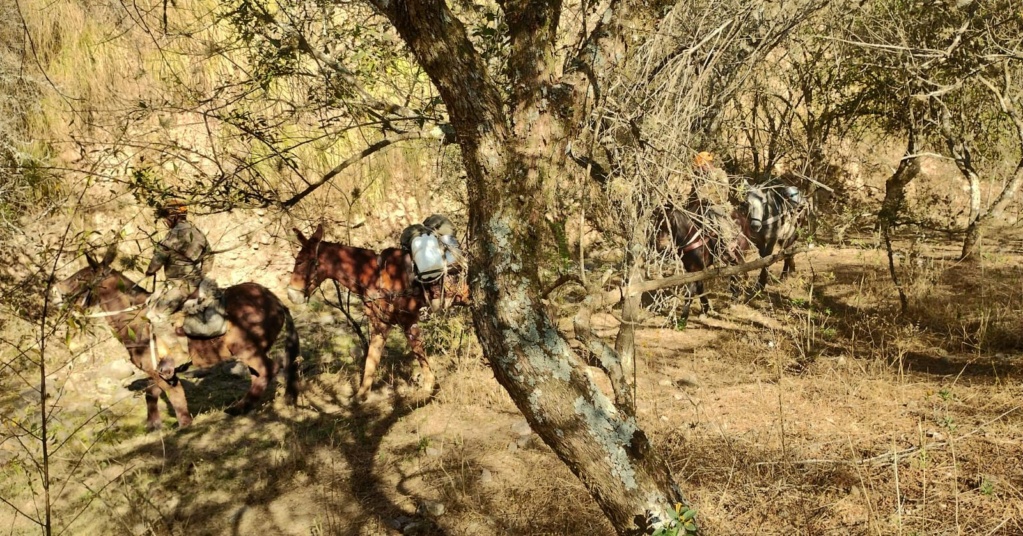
[592,247,807,310]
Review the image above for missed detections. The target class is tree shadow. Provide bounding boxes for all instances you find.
[804,263,1023,381]
[98,344,450,536]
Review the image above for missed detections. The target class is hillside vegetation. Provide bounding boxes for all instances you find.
[2,0,1022,534]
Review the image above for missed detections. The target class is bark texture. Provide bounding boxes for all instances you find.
[365,0,688,533]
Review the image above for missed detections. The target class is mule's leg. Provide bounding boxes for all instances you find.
[696,281,712,316]
[226,352,271,415]
[757,267,770,291]
[680,283,694,322]
[144,382,164,431]
[727,247,747,298]
[356,326,387,401]
[152,374,192,428]
[781,253,796,279]
[780,234,798,279]
[405,323,434,393]
[755,243,773,292]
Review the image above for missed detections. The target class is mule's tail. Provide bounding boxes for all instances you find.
[280,305,301,405]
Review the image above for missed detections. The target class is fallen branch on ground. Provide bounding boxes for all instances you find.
[589,247,808,310]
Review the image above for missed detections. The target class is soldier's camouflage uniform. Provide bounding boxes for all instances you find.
[145,221,209,363]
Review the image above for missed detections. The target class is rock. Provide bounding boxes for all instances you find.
[388,515,414,530]
[402,521,431,535]
[507,441,518,453]
[95,377,121,394]
[657,378,673,387]
[479,468,493,484]
[515,436,530,449]
[677,374,699,387]
[19,378,57,402]
[104,360,137,381]
[425,447,442,458]
[418,500,445,517]
[230,362,250,377]
[315,313,335,325]
[511,419,532,437]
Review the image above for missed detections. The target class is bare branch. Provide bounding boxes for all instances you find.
[280,130,449,208]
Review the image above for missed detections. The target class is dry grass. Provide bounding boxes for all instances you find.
[4,232,1023,535]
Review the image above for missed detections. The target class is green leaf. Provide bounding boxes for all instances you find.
[681,509,696,522]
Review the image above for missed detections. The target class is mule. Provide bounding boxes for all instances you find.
[740,182,807,290]
[287,224,469,401]
[653,200,750,319]
[54,248,300,430]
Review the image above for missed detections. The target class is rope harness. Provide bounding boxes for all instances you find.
[302,240,421,304]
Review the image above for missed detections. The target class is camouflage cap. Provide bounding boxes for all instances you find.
[156,198,188,218]
[423,214,455,236]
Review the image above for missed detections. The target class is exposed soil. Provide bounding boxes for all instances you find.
[3,239,1023,535]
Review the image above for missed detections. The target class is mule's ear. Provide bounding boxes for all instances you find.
[101,244,117,266]
[311,223,324,242]
[85,252,100,270]
[294,228,308,245]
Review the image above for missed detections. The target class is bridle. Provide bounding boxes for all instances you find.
[82,303,145,319]
[747,185,809,231]
[300,238,323,299]
[300,240,419,304]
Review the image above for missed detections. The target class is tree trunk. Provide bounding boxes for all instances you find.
[957,162,1023,262]
[367,1,690,533]
[961,220,982,261]
[879,127,920,314]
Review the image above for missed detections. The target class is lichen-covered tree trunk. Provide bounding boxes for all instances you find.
[879,128,921,313]
[366,0,689,533]
[957,162,1023,261]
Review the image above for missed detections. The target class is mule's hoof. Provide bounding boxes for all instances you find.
[176,416,193,428]
[224,403,248,416]
[352,391,369,406]
[146,420,162,432]
[416,372,436,392]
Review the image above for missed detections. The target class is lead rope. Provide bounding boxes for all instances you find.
[148,329,159,375]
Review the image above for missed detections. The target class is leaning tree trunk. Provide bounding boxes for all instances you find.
[879,126,921,314]
[938,95,1023,262]
[368,0,689,533]
[956,162,1023,261]
[960,218,982,261]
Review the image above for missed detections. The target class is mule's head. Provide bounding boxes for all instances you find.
[651,204,699,255]
[53,246,118,309]
[744,184,768,233]
[288,224,326,304]
[422,273,472,311]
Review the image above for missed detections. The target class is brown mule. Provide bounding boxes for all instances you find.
[287,224,469,401]
[653,200,751,319]
[55,248,300,430]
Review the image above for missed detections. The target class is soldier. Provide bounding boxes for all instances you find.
[423,213,465,268]
[145,199,210,372]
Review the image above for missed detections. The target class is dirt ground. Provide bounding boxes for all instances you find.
[2,238,1023,535]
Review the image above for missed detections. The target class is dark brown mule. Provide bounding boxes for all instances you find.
[653,200,751,319]
[287,224,469,401]
[55,249,300,430]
